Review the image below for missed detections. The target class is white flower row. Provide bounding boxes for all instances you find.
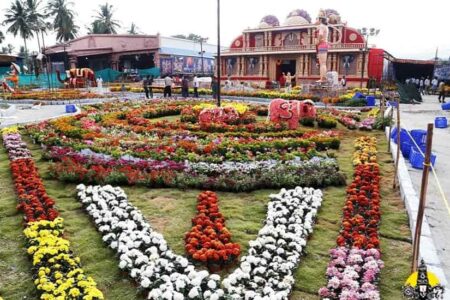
[223,187,323,300]
[76,184,224,300]
[76,184,322,300]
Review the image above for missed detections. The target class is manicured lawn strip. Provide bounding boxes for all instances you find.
[0,149,37,299]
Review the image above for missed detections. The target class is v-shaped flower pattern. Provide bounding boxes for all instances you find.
[77,184,323,299]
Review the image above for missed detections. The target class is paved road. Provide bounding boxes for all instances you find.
[398,94,450,287]
[0,104,77,128]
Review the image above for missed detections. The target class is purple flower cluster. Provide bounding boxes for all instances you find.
[48,146,186,171]
[2,133,32,160]
[358,118,376,131]
[319,247,384,300]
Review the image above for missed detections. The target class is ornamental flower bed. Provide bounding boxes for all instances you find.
[47,148,345,192]
[24,218,104,299]
[77,184,322,299]
[1,128,104,299]
[223,187,323,299]
[185,191,240,267]
[77,184,224,299]
[24,100,345,192]
[319,136,383,300]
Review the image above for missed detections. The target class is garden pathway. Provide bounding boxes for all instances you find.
[398,94,450,290]
[0,104,76,128]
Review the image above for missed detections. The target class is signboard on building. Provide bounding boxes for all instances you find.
[160,56,214,75]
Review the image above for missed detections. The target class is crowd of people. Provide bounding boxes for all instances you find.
[142,74,213,99]
[406,76,446,103]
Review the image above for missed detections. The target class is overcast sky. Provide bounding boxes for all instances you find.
[0,0,449,60]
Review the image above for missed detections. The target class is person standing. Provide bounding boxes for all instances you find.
[143,75,150,99]
[438,81,446,103]
[193,75,200,98]
[279,72,286,90]
[431,77,439,95]
[164,75,173,98]
[286,72,295,93]
[424,77,430,95]
[419,77,424,95]
[181,76,189,98]
[340,75,347,88]
[211,77,218,99]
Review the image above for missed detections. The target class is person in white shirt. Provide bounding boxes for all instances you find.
[431,77,439,95]
[424,77,431,95]
[164,75,173,97]
[193,76,200,98]
[419,78,424,95]
[340,76,347,88]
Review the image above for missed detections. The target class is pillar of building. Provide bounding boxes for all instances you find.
[154,51,160,68]
[68,56,77,69]
[304,54,310,76]
[268,32,272,49]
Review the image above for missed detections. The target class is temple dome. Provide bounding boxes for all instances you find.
[284,9,311,26]
[258,15,280,28]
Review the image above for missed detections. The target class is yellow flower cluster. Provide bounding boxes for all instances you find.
[24,218,104,300]
[1,126,19,135]
[368,108,380,118]
[353,136,377,166]
[193,102,249,115]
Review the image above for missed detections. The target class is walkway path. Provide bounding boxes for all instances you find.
[0,104,77,128]
[398,94,450,288]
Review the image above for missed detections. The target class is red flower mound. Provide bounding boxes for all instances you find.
[336,163,380,249]
[185,191,241,267]
[198,107,240,125]
[11,158,59,223]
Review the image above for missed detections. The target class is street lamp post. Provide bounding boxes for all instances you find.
[217,0,221,107]
[197,37,208,76]
[358,27,380,88]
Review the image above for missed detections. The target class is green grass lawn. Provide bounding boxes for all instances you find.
[0,121,412,300]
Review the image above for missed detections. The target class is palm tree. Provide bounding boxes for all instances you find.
[127,22,139,35]
[93,2,120,34]
[47,0,79,42]
[24,0,45,50]
[3,0,34,58]
[0,31,5,44]
[87,20,103,34]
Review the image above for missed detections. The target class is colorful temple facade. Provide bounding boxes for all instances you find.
[220,10,383,87]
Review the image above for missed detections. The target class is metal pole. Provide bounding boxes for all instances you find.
[393,98,401,189]
[411,123,434,272]
[360,41,367,89]
[201,39,205,76]
[217,0,221,107]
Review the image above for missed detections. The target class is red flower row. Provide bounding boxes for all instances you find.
[336,163,381,249]
[185,191,241,267]
[10,158,59,223]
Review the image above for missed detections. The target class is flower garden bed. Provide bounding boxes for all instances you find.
[0,99,412,300]
[26,100,345,192]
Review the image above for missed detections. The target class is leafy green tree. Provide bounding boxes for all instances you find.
[3,0,34,58]
[46,0,79,42]
[91,2,120,34]
[127,22,139,35]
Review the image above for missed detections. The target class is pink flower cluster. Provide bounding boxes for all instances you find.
[319,247,384,300]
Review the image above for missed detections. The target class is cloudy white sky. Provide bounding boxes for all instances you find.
[1,0,449,60]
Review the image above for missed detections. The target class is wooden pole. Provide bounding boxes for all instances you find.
[411,123,434,272]
[393,98,401,189]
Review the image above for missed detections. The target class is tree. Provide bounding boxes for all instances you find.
[0,31,5,44]
[127,22,139,35]
[3,0,34,58]
[171,33,205,41]
[1,44,15,54]
[91,2,120,34]
[47,0,79,42]
[24,0,46,50]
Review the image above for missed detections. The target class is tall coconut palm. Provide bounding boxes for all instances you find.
[24,0,45,50]
[47,0,79,42]
[3,0,34,58]
[93,2,120,34]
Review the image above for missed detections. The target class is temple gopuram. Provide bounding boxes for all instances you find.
[220,9,385,88]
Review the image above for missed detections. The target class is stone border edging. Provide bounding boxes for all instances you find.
[385,127,450,298]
